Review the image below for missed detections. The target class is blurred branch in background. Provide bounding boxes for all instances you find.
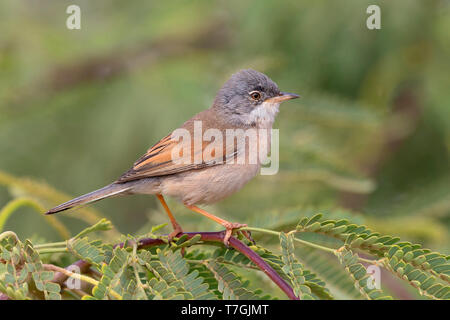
[0,197,70,239]
[47,21,230,91]
[0,170,119,239]
[2,20,230,122]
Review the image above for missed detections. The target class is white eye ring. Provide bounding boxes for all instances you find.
[249,91,261,100]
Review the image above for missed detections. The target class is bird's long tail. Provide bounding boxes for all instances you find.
[45,183,130,215]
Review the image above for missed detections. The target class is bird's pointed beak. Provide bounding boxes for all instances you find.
[265,92,300,103]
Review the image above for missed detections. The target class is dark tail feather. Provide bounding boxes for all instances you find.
[45,183,130,215]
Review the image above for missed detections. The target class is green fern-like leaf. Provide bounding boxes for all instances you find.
[280,232,315,299]
[0,234,60,300]
[136,249,186,300]
[67,237,106,268]
[384,245,450,299]
[205,261,259,300]
[296,246,363,299]
[24,240,61,300]
[89,247,129,300]
[154,248,215,299]
[297,213,401,256]
[335,247,392,300]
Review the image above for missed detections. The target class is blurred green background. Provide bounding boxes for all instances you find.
[0,0,449,297]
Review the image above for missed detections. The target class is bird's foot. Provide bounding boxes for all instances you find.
[167,223,184,243]
[222,222,254,246]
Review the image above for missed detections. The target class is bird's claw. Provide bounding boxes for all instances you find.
[222,222,253,246]
[167,224,186,256]
[167,224,184,243]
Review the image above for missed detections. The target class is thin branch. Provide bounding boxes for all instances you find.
[130,242,147,297]
[34,241,67,249]
[45,263,122,300]
[0,198,70,240]
[243,226,379,265]
[51,260,91,284]
[44,264,99,287]
[37,248,68,254]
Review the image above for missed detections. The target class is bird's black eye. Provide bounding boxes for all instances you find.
[249,91,261,100]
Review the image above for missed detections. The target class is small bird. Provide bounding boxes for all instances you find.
[46,69,299,245]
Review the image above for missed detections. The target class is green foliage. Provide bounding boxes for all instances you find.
[383,245,450,300]
[89,248,130,300]
[0,233,61,300]
[146,249,215,300]
[295,246,364,299]
[297,213,401,256]
[1,212,448,300]
[295,214,450,300]
[205,261,259,300]
[280,232,315,299]
[67,237,109,268]
[334,247,391,300]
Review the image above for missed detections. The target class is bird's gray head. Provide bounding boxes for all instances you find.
[213,69,299,127]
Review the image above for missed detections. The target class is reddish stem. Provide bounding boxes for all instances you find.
[54,231,299,300]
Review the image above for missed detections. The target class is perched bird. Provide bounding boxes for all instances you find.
[46,69,299,245]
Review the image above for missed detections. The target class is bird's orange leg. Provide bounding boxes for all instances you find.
[185,204,253,246]
[156,195,183,241]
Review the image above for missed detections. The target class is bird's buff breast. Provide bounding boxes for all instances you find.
[160,163,260,205]
[130,163,260,206]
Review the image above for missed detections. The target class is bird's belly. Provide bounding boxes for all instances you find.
[160,164,260,205]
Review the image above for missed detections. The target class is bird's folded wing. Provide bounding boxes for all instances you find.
[116,132,236,183]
